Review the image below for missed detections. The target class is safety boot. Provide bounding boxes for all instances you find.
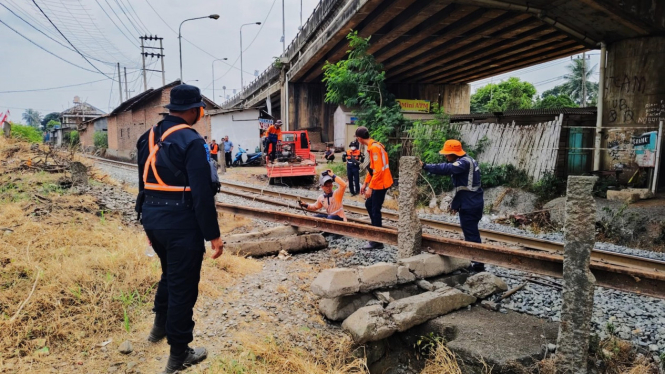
[147,313,167,343]
[164,347,208,373]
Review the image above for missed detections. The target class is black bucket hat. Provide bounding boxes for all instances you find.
[165,84,207,111]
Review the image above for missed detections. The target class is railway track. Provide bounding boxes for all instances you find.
[84,155,665,277]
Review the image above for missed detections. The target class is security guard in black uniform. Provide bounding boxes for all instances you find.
[135,84,223,374]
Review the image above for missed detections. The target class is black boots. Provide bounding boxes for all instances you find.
[164,347,208,373]
[147,313,167,343]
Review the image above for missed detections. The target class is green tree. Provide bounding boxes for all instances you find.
[470,77,536,113]
[322,31,406,171]
[94,132,108,148]
[45,120,60,131]
[68,130,80,145]
[562,59,598,106]
[22,109,42,128]
[534,94,579,109]
[41,112,60,128]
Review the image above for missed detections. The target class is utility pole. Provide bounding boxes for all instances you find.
[581,52,587,108]
[124,67,129,100]
[117,63,123,103]
[140,37,147,91]
[159,37,165,86]
[140,35,166,89]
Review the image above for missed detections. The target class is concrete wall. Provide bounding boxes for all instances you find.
[602,36,665,183]
[333,106,356,148]
[386,84,471,114]
[287,82,336,142]
[210,109,262,154]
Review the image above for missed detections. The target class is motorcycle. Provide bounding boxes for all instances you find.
[232,145,262,166]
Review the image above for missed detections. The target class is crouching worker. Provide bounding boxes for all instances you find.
[299,169,347,222]
[421,139,485,272]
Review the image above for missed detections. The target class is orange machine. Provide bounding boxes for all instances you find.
[266,130,317,184]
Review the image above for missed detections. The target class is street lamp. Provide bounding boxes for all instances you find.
[179,14,219,83]
[212,57,228,103]
[240,22,261,90]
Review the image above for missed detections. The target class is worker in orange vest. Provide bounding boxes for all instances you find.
[265,120,282,162]
[356,126,393,249]
[209,139,219,162]
[342,140,364,196]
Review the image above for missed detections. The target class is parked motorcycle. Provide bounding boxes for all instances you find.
[232,145,262,166]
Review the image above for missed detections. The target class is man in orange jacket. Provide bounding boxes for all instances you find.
[265,120,282,162]
[356,126,393,249]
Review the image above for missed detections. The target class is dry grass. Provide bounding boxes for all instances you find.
[420,342,462,374]
[205,331,368,374]
[0,136,260,372]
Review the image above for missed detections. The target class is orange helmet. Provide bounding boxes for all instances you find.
[439,139,465,156]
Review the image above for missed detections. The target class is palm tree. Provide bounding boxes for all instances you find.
[562,59,598,106]
[22,109,42,128]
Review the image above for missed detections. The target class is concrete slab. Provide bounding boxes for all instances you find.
[413,307,558,372]
[606,189,641,203]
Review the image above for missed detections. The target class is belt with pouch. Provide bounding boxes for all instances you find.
[144,195,193,209]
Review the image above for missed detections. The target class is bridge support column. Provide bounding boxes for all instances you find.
[387,83,470,114]
[284,82,336,143]
[601,36,665,186]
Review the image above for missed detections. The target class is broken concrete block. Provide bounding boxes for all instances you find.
[342,305,397,344]
[416,279,435,291]
[606,190,640,204]
[374,285,421,304]
[318,293,375,321]
[462,272,508,299]
[226,233,327,257]
[311,268,360,298]
[225,225,315,243]
[396,266,416,284]
[358,262,398,292]
[429,273,470,288]
[623,188,654,200]
[397,253,470,279]
[386,288,476,332]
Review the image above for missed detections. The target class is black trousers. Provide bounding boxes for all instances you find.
[347,164,360,195]
[365,188,388,228]
[210,153,218,162]
[459,206,483,243]
[225,151,232,167]
[145,228,204,352]
[268,139,278,161]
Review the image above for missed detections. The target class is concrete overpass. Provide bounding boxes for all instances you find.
[222,0,665,145]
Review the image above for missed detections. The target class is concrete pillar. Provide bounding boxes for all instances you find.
[601,36,665,183]
[2,121,10,137]
[398,157,422,258]
[556,176,598,374]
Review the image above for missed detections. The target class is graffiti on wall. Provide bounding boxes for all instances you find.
[607,74,647,94]
[608,98,634,123]
[605,129,636,170]
[638,100,665,124]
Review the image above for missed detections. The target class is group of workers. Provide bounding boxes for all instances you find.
[135,84,486,373]
[204,136,234,168]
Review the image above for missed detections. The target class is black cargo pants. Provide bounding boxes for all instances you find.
[145,228,204,353]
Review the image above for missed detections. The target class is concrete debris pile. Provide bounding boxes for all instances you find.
[225,225,328,257]
[310,253,509,343]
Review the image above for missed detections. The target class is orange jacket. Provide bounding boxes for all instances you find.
[267,125,282,140]
[210,143,219,154]
[364,139,393,190]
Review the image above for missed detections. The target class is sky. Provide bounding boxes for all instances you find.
[0,0,599,123]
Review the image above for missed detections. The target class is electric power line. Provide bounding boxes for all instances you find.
[31,0,116,80]
[113,0,144,36]
[93,0,137,45]
[0,79,109,94]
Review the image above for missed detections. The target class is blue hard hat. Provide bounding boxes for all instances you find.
[165,84,207,111]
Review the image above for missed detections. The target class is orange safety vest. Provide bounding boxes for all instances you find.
[346,149,361,161]
[210,143,219,154]
[364,139,393,190]
[142,124,192,192]
[267,125,282,140]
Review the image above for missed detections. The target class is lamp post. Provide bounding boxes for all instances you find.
[240,22,261,90]
[179,14,219,83]
[282,0,286,53]
[212,58,228,103]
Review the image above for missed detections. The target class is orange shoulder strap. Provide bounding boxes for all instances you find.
[143,124,192,192]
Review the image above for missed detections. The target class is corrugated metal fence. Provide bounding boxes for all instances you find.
[452,114,563,181]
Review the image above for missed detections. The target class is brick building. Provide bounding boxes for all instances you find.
[106,80,219,160]
[79,115,108,150]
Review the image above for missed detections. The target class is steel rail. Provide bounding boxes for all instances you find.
[220,181,665,273]
[216,203,665,299]
[81,157,665,274]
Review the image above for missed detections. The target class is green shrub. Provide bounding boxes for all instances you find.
[329,163,348,179]
[94,131,108,149]
[9,123,42,143]
[532,171,562,202]
[68,130,80,145]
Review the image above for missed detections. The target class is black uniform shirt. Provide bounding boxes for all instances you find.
[136,115,220,241]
